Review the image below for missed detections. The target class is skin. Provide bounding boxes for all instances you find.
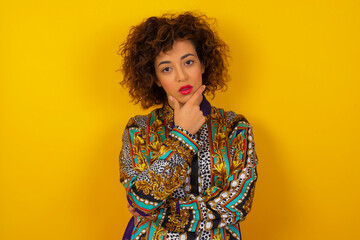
[127,39,207,218]
[127,203,153,220]
[154,39,206,135]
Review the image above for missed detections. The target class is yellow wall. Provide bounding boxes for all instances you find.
[1,0,359,239]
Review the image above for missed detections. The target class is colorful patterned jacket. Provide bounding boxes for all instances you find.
[119,98,258,240]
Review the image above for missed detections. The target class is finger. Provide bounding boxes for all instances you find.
[127,203,130,208]
[128,206,143,217]
[128,206,135,214]
[169,95,180,112]
[133,212,141,217]
[186,85,206,106]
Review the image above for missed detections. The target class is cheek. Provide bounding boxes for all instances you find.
[159,81,173,95]
[195,69,203,82]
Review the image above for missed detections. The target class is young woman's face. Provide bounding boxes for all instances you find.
[154,39,205,107]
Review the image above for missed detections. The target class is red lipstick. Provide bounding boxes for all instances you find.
[179,85,193,95]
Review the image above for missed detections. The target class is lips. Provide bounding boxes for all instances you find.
[179,85,193,95]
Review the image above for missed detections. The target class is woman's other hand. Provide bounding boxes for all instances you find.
[127,203,153,221]
[169,85,206,135]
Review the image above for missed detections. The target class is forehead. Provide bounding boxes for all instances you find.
[155,40,198,62]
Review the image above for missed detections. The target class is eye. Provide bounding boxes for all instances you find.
[185,60,194,66]
[161,67,171,73]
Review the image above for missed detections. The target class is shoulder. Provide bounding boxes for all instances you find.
[210,106,251,127]
[124,107,162,130]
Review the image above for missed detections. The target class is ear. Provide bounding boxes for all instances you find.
[155,79,162,87]
[201,64,205,74]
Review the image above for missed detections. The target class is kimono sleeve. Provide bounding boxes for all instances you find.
[119,116,201,215]
[153,117,258,232]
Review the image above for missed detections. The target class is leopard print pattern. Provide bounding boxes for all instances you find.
[197,124,211,193]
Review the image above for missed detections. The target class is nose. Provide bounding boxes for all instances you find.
[175,66,188,82]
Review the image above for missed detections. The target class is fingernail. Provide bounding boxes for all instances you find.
[168,96,173,101]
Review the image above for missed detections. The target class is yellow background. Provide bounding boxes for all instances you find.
[1,0,359,239]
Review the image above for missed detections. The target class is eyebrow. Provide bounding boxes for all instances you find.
[157,53,196,67]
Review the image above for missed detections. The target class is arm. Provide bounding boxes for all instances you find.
[120,86,206,216]
[119,116,200,215]
[153,116,258,232]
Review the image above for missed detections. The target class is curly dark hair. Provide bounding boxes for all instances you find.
[118,12,230,109]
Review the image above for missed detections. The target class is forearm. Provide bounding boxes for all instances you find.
[153,173,257,232]
[120,125,200,214]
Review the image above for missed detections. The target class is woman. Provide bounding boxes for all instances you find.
[118,12,258,240]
